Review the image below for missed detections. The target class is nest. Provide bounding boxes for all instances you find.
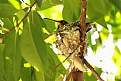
[55,21,88,72]
[56,21,81,58]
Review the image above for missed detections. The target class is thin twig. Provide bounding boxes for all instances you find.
[0,2,36,38]
[83,58,104,81]
[79,0,104,81]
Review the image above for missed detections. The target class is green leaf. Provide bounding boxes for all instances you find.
[16,10,26,21]
[112,25,121,40]
[3,18,13,29]
[0,3,18,18]
[44,19,56,33]
[37,0,61,10]
[96,18,107,28]
[34,43,64,81]
[7,0,21,9]
[84,67,102,81]
[29,44,57,81]
[34,70,45,81]
[3,32,22,81]
[0,0,9,4]
[19,11,48,71]
[62,0,81,22]
[40,0,55,10]
[113,46,121,79]
[84,72,97,81]
[46,44,65,71]
[46,44,65,80]
[109,0,121,12]
[0,44,5,81]
[45,45,56,81]
[49,0,62,5]
[35,0,43,7]
[95,67,103,76]
[20,59,32,81]
[87,0,112,21]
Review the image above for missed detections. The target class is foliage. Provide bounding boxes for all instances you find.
[0,0,121,81]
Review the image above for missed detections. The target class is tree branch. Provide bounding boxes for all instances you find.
[72,70,84,81]
[0,2,36,38]
[79,0,104,81]
[79,0,87,56]
[83,58,104,81]
[71,0,87,81]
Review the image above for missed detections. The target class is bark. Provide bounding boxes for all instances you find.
[72,70,84,81]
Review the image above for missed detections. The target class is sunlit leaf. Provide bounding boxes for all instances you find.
[112,24,121,40]
[20,59,32,81]
[8,0,21,9]
[16,10,26,20]
[100,28,109,43]
[113,46,121,78]
[19,11,47,71]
